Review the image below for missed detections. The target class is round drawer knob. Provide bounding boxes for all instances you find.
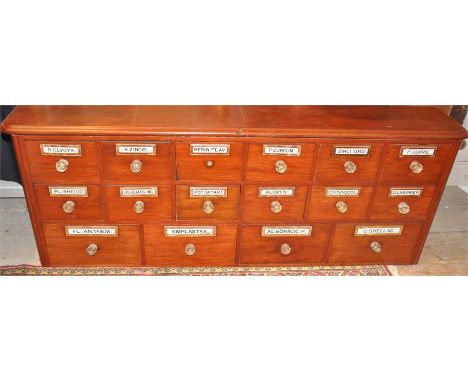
[370,241,382,254]
[280,243,292,255]
[185,243,196,256]
[62,200,75,214]
[271,200,283,213]
[55,159,69,173]
[336,200,348,214]
[205,160,214,167]
[398,201,410,214]
[130,159,142,173]
[410,161,423,174]
[86,243,98,256]
[344,161,357,174]
[203,200,214,214]
[134,200,145,214]
[275,160,287,174]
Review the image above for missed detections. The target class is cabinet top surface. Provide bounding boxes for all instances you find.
[1,105,466,139]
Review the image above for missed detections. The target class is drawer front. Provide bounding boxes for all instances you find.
[175,142,244,181]
[105,185,172,221]
[380,144,454,184]
[315,143,383,183]
[43,224,141,266]
[246,143,315,181]
[25,140,100,183]
[176,185,240,220]
[144,225,237,266]
[239,224,332,264]
[307,186,373,220]
[34,185,104,220]
[369,185,436,221]
[242,185,308,221]
[329,223,423,264]
[101,141,172,181]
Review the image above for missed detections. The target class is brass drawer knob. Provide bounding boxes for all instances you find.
[271,200,283,213]
[275,160,287,174]
[134,200,145,214]
[410,161,423,174]
[185,243,196,256]
[205,160,214,167]
[370,241,382,254]
[280,243,292,255]
[344,160,357,173]
[86,243,98,256]
[398,201,410,214]
[55,159,69,173]
[62,200,75,214]
[203,200,214,214]
[336,200,348,214]
[130,159,142,173]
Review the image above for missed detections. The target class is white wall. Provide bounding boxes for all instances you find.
[446,114,468,186]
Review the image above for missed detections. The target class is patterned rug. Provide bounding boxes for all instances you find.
[0,265,397,276]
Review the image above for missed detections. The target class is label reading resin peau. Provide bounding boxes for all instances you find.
[263,145,301,156]
[120,187,158,197]
[40,144,81,156]
[389,188,423,197]
[190,144,230,155]
[354,226,403,236]
[325,188,360,197]
[65,226,118,237]
[49,187,88,197]
[258,187,295,197]
[164,226,216,237]
[116,144,156,155]
[334,146,370,156]
[400,147,436,156]
[261,226,312,237]
[190,187,227,198]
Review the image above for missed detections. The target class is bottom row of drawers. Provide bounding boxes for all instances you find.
[42,223,423,266]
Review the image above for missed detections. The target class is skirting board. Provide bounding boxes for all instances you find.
[0,180,25,197]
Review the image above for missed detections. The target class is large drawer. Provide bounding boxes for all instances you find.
[43,224,142,266]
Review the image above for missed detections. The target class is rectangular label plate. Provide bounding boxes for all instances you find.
[120,187,158,197]
[333,146,370,156]
[400,146,437,157]
[325,187,361,197]
[354,225,403,236]
[190,144,230,155]
[263,145,301,156]
[258,187,296,197]
[389,188,423,197]
[65,226,118,237]
[48,186,88,197]
[190,187,227,198]
[261,226,312,237]
[40,144,82,156]
[164,226,216,237]
[116,143,156,155]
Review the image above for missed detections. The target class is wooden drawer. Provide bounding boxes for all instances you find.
[105,185,172,221]
[315,143,383,183]
[25,140,100,183]
[242,185,308,221]
[34,185,104,220]
[369,186,436,221]
[329,223,423,264]
[43,224,142,266]
[175,142,244,181]
[245,143,315,181]
[239,224,332,264]
[307,186,373,220]
[176,185,240,220]
[101,141,172,182]
[380,144,454,184]
[144,225,237,266]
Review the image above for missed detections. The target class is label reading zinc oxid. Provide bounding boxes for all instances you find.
[164,226,216,237]
[261,226,312,237]
[334,146,370,155]
[263,145,301,156]
[259,188,295,197]
[190,144,230,155]
[354,226,403,236]
[190,187,227,198]
[65,226,118,237]
[400,147,436,156]
[40,144,81,156]
[120,187,158,197]
[389,188,422,197]
[49,187,88,197]
[325,188,360,197]
[116,144,156,155]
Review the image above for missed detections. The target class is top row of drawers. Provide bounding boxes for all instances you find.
[24,140,454,184]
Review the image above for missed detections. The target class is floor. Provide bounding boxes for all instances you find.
[0,187,467,275]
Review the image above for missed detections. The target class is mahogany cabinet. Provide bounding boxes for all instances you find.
[1,106,466,267]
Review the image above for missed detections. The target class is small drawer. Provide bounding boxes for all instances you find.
[105,185,172,221]
[25,140,100,183]
[34,185,104,220]
[43,224,142,266]
[307,186,373,220]
[176,185,240,220]
[369,186,436,221]
[242,185,308,221]
[239,224,332,265]
[101,141,172,182]
[144,225,237,266]
[175,142,244,181]
[246,143,315,181]
[380,144,454,184]
[315,143,383,183]
[329,223,423,264]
